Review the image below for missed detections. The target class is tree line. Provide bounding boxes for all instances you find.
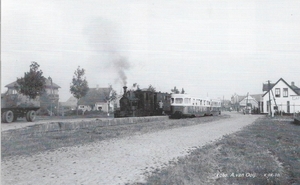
[14,62,185,114]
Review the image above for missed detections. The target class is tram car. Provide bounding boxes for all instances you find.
[169,93,221,119]
[114,86,171,118]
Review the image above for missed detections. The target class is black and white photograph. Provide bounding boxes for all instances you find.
[2,0,300,184]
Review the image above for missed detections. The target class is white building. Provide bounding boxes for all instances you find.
[239,95,259,108]
[262,78,300,114]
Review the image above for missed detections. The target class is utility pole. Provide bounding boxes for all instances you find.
[48,77,53,116]
[268,80,272,116]
[246,92,249,114]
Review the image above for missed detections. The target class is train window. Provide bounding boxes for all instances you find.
[175,98,183,104]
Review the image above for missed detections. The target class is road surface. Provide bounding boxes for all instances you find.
[2,112,262,185]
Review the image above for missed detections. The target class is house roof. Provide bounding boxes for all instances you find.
[262,78,300,97]
[60,96,78,107]
[45,79,61,89]
[249,94,263,102]
[291,83,300,94]
[5,79,60,89]
[78,88,111,105]
[232,94,263,103]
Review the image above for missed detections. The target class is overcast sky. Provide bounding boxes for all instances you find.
[2,0,300,102]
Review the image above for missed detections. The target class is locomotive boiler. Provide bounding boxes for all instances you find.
[114,86,171,118]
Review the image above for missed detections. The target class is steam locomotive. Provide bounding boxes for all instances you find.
[114,86,171,118]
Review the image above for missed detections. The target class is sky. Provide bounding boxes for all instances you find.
[2,0,300,102]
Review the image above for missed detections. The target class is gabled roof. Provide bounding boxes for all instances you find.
[262,78,300,97]
[239,95,259,105]
[5,81,19,88]
[291,83,300,94]
[78,88,111,105]
[250,94,263,102]
[60,96,78,107]
[45,79,61,89]
[5,79,60,89]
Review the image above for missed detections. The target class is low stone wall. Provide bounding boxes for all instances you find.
[3,116,169,136]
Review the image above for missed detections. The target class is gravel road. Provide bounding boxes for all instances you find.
[2,112,262,185]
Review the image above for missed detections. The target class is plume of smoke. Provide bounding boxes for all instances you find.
[85,18,131,86]
[112,55,130,86]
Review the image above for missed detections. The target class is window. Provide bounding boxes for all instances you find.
[11,89,17,94]
[175,98,183,104]
[283,88,288,97]
[275,88,280,97]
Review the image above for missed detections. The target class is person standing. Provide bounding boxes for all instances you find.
[158,100,164,115]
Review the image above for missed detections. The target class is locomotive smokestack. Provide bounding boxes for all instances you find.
[123,86,127,96]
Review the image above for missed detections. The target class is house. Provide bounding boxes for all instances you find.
[77,87,115,113]
[59,96,78,115]
[231,93,263,112]
[4,79,61,115]
[262,78,300,114]
[239,95,258,108]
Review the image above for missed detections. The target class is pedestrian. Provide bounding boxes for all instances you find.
[158,100,164,114]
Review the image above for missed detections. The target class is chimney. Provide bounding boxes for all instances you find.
[123,86,127,96]
[291,82,295,86]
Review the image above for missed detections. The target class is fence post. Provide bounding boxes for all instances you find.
[294,103,295,117]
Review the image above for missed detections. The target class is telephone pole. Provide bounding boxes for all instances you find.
[268,80,272,116]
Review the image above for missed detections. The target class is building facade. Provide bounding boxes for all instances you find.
[77,87,115,113]
[262,78,300,114]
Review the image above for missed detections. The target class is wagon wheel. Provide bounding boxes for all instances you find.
[2,111,14,123]
[26,110,36,122]
[2,112,7,123]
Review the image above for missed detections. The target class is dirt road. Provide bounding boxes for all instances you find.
[2,112,262,185]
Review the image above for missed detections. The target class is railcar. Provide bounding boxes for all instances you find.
[114,86,171,118]
[169,94,221,119]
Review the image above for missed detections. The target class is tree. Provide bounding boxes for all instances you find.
[147,84,156,92]
[181,88,185,94]
[105,85,117,102]
[70,66,89,114]
[105,85,117,114]
[15,61,46,99]
[132,83,140,90]
[171,86,180,94]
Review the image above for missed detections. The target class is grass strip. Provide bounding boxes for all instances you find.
[134,117,300,185]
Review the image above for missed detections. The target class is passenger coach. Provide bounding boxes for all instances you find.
[169,94,221,119]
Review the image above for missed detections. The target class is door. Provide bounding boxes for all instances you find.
[287,101,290,113]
